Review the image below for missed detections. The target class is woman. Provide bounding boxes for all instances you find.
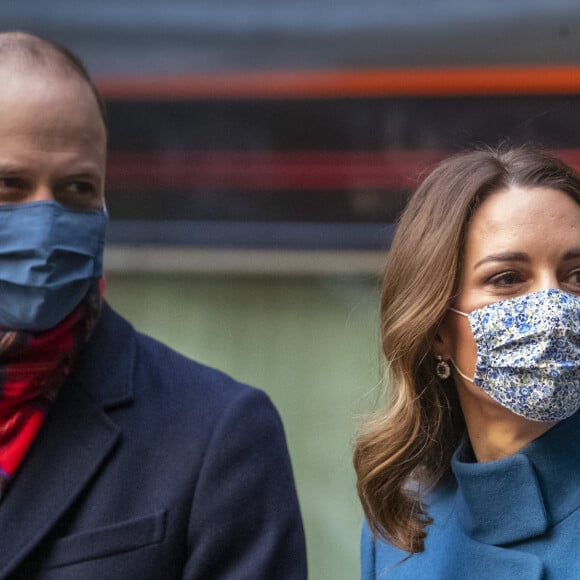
[354,147,580,579]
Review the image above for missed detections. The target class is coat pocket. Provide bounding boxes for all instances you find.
[44,510,167,568]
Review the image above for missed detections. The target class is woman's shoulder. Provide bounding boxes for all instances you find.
[360,480,457,579]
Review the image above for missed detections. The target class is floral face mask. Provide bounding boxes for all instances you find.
[448,288,580,423]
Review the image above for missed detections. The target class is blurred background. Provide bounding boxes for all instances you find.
[5,2,580,577]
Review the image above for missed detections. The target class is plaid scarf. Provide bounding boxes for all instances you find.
[0,280,103,497]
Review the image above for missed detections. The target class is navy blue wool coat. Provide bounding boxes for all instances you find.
[1,305,307,579]
[361,411,580,579]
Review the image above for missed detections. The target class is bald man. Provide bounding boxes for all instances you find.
[0,32,306,579]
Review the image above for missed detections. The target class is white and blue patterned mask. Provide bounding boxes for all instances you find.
[448,288,580,422]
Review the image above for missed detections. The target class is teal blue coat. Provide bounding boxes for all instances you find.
[361,411,580,579]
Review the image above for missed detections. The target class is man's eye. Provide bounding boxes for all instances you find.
[0,177,27,190]
[58,181,103,209]
[65,182,96,195]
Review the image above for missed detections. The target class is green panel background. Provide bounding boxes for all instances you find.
[105,272,382,580]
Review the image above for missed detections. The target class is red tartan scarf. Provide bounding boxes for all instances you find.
[0,280,102,494]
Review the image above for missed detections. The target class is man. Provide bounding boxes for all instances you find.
[0,31,306,579]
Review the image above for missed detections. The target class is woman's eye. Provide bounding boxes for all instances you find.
[487,271,522,287]
[565,269,580,286]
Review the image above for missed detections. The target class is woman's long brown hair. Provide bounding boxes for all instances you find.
[353,147,580,554]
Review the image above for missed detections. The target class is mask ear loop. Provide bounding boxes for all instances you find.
[449,359,475,384]
[446,306,476,384]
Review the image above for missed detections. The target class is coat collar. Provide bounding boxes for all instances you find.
[0,303,135,576]
[436,531,544,580]
[452,410,580,545]
[371,508,544,580]
[71,303,136,409]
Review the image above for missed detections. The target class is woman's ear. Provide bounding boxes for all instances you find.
[432,319,453,361]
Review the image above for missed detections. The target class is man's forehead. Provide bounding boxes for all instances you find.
[0,62,47,88]
[0,66,106,134]
[0,66,93,114]
[0,32,107,132]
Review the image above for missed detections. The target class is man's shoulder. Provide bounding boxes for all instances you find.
[134,322,261,405]
[93,303,271,419]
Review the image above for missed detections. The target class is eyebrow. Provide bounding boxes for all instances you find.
[474,247,580,270]
[66,171,101,180]
[0,164,31,174]
[562,247,580,261]
[474,251,529,270]
[0,164,100,178]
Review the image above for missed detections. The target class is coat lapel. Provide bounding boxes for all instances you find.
[439,532,545,580]
[0,305,134,577]
[376,526,545,579]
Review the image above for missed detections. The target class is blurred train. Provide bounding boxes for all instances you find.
[5,1,580,252]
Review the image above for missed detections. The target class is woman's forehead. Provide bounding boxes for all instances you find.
[463,186,580,262]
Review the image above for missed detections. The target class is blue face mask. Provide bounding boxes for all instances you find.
[0,201,107,332]
[449,288,580,422]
